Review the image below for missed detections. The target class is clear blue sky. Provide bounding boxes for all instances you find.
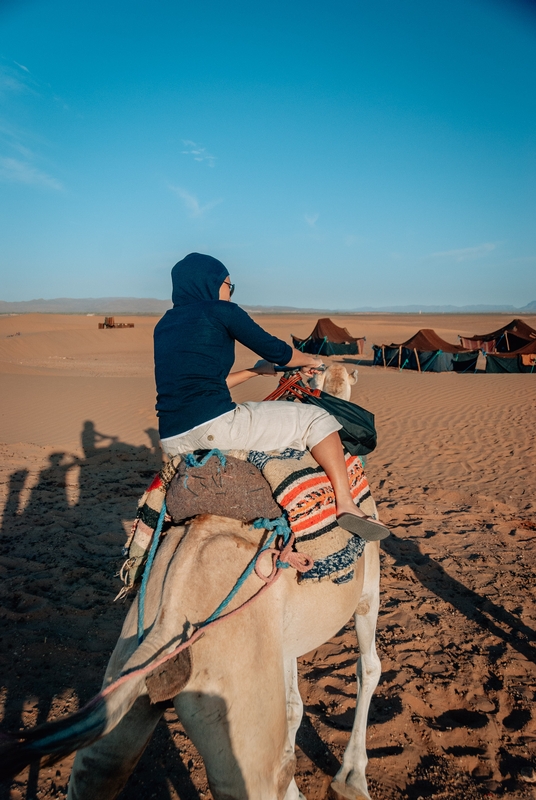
[1,0,535,308]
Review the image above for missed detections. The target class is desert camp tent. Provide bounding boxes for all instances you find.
[292,318,365,356]
[372,329,479,373]
[485,338,536,373]
[459,318,536,353]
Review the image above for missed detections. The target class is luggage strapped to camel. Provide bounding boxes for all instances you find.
[265,369,377,456]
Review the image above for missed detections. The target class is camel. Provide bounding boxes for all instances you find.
[307,363,358,402]
[1,374,382,800]
[1,514,381,800]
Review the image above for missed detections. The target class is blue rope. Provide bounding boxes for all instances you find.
[423,350,442,372]
[202,515,292,626]
[137,501,167,644]
[316,336,328,355]
[183,448,226,487]
[457,356,479,374]
[136,506,292,642]
[183,448,226,469]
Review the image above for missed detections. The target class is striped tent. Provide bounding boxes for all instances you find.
[459,318,536,353]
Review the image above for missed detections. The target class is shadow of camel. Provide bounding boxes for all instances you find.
[382,533,536,664]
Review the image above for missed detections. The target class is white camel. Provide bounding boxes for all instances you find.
[1,370,382,800]
[1,518,381,800]
[307,363,358,402]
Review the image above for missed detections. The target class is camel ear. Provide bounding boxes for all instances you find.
[349,369,358,384]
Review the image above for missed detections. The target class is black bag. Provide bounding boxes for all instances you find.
[300,390,377,456]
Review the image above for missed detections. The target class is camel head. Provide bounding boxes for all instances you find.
[307,364,358,401]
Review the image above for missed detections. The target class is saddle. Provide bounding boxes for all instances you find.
[166,453,280,523]
[119,447,374,597]
[118,451,280,595]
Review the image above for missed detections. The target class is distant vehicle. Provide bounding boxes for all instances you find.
[98,316,134,329]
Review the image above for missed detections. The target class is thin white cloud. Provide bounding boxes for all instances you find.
[304,213,319,227]
[169,185,222,217]
[181,139,216,167]
[0,157,63,190]
[430,242,498,261]
[0,62,68,192]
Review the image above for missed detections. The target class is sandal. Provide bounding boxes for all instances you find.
[336,512,390,541]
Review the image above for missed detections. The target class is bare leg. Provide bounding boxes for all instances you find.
[311,432,368,516]
[311,432,389,540]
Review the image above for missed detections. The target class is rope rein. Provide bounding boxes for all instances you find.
[137,502,167,644]
[97,512,313,707]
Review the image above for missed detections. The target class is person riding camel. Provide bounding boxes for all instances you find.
[154,252,389,541]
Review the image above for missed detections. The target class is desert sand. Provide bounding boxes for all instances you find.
[0,311,535,800]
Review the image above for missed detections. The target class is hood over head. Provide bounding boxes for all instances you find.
[171,253,229,306]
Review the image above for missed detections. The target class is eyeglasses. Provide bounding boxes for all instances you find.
[224,280,235,297]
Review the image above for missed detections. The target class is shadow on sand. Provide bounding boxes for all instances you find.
[2,430,534,798]
[0,422,201,800]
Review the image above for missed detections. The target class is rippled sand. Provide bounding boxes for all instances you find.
[1,312,535,799]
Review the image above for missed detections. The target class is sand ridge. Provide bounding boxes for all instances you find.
[0,313,535,799]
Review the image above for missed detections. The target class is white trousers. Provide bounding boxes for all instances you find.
[160,401,341,457]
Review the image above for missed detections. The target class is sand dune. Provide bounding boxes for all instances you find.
[0,312,535,799]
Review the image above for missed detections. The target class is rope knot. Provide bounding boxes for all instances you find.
[278,551,315,573]
[253,515,314,575]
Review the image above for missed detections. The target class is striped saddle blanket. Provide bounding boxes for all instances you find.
[241,448,375,583]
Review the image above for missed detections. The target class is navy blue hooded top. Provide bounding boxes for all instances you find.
[154,253,293,439]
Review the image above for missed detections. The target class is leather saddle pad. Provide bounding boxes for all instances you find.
[166,453,281,523]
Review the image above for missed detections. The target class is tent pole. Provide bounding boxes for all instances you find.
[382,346,386,368]
[398,346,402,369]
[317,336,327,355]
[414,348,421,372]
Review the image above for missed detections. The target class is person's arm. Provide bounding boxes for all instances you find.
[284,349,324,374]
[222,305,326,371]
[225,350,324,389]
[226,360,277,389]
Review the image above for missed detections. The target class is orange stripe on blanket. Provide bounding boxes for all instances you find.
[291,506,335,533]
[275,454,369,538]
[279,475,331,506]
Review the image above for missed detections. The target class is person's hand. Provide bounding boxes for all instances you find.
[301,358,324,377]
[252,359,277,376]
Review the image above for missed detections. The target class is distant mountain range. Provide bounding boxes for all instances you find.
[1,297,535,315]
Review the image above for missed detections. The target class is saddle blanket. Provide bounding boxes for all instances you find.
[120,448,377,594]
[240,448,376,583]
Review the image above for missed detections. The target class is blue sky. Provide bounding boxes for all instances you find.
[0,0,535,308]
